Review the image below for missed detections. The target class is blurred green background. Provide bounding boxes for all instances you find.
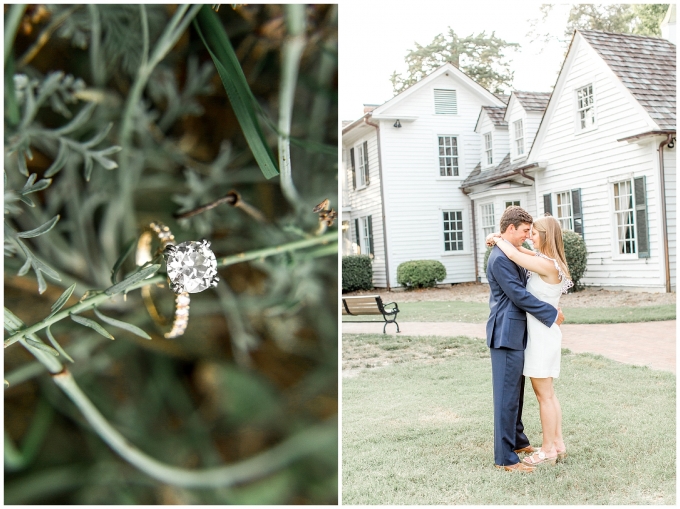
[4,4,338,504]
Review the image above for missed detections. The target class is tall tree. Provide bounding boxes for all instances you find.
[529,4,670,46]
[390,28,519,95]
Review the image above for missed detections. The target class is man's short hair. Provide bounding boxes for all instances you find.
[499,206,533,233]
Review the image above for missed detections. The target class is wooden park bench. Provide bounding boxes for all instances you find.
[341,295,400,333]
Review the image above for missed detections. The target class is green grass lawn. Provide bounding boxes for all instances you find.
[342,301,676,324]
[342,334,676,505]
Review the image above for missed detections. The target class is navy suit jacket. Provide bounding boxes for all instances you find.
[486,245,558,350]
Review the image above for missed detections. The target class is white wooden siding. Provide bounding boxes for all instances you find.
[344,130,387,287]
[532,39,671,290]
[378,73,498,286]
[663,146,676,288]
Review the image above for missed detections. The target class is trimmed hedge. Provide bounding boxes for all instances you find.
[397,260,446,288]
[342,255,373,292]
[562,230,588,291]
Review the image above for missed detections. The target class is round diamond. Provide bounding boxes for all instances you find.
[165,241,218,293]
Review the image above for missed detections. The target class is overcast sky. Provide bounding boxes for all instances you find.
[339,2,573,121]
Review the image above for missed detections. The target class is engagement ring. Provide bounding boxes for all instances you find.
[136,222,219,338]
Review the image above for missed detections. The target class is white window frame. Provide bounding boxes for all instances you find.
[359,216,372,256]
[575,83,597,133]
[483,132,493,167]
[513,119,524,157]
[504,200,521,209]
[354,142,367,189]
[437,134,459,177]
[555,191,574,231]
[611,179,637,258]
[480,202,495,239]
[442,209,466,254]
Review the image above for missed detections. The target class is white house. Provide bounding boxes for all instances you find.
[342,63,506,288]
[343,26,676,293]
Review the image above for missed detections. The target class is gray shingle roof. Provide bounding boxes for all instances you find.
[460,154,535,189]
[513,91,551,112]
[482,106,508,127]
[579,30,676,130]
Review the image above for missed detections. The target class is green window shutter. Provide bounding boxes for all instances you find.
[634,176,650,258]
[571,188,583,238]
[367,215,374,256]
[363,141,370,186]
[354,218,360,252]
[350,148,356,189]
[543,193,552,216]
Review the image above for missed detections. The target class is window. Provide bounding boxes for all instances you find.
[576,84,595,130]
[505,201,520,209]
[514,119,524,156]
[434,89,457,114]
[613,180,636,254]
[354,142,369,188]
[555,191,573,231]
[544,190,583,237]
[480,203,495,238]
[484,133,493,166]
[438,135,459,176]
[354,216,374,257]
[443,211,464,251]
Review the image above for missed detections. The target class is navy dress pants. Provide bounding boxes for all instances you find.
[490,347,530,466]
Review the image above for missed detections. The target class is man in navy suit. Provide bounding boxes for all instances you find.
[486,206,564,473]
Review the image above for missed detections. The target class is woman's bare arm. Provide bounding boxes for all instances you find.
[492,238,558,278]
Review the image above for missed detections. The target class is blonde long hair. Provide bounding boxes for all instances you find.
[533,215,571,279]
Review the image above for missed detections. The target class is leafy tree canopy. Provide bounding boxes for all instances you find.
[529,4,670,46]
[390,28,519,95]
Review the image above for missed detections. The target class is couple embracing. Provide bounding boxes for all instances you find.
[485,206,573,473]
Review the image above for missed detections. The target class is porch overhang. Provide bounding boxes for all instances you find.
[617,129,676,143]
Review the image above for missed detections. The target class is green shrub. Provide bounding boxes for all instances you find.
[562,231,588,291]
[343,255,373,292]
[397,260,446,288]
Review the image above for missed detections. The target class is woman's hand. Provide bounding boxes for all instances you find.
[485,232,501,248]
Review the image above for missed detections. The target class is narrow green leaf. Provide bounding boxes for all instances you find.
[84,156,94,182]
[52,102,95,136]
[46,326,74,362]
[17,257,31,276]
[82,122,113,148]
[70,314,114,340]
[25,337,59,356]
[105,263,161,296]
[35,270,47,294]
[17,194,35,207]
[111,237,137,284]
[194,6,279,179]
[16,215,60,238]
[94,308,151,340]
[20,178,52,195]
[49,283,77,316]
[44,140,68,177]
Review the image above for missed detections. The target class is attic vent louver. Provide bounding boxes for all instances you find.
[434,89,457,115]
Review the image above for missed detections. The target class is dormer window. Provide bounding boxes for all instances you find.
[576,84,596,130]
[514,119,524,156]
[484,133,493,166]
[434,89,457,115]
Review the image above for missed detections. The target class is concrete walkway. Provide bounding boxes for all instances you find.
[342,320,676,373]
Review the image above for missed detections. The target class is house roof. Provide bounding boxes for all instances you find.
[481,106,508,127]
[460,154,536,189]
[513,91,551,112]
[579,29,676,130]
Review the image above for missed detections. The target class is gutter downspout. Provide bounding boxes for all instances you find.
[658,134,674,293]
[365,116,391,290]
[461,187,479,282]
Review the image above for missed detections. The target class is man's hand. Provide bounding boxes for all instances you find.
[555,308,565,326]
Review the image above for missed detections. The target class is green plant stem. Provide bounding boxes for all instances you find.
[4,4,26,66]
[278,4,306,208]
[5,232,337,348]
[53,368,335,488]
[87,5,104,86]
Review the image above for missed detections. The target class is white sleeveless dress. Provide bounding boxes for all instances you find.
[523,253,573,379]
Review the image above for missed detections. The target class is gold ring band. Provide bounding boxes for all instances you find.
[136,222,190,338]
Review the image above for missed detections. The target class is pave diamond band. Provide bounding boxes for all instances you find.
[136,222,218,338]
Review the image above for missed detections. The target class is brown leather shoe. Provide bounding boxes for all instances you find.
[495,462,535,473]
[514,445,536,454]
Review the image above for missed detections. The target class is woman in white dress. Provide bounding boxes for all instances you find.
[487,215,573,466]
